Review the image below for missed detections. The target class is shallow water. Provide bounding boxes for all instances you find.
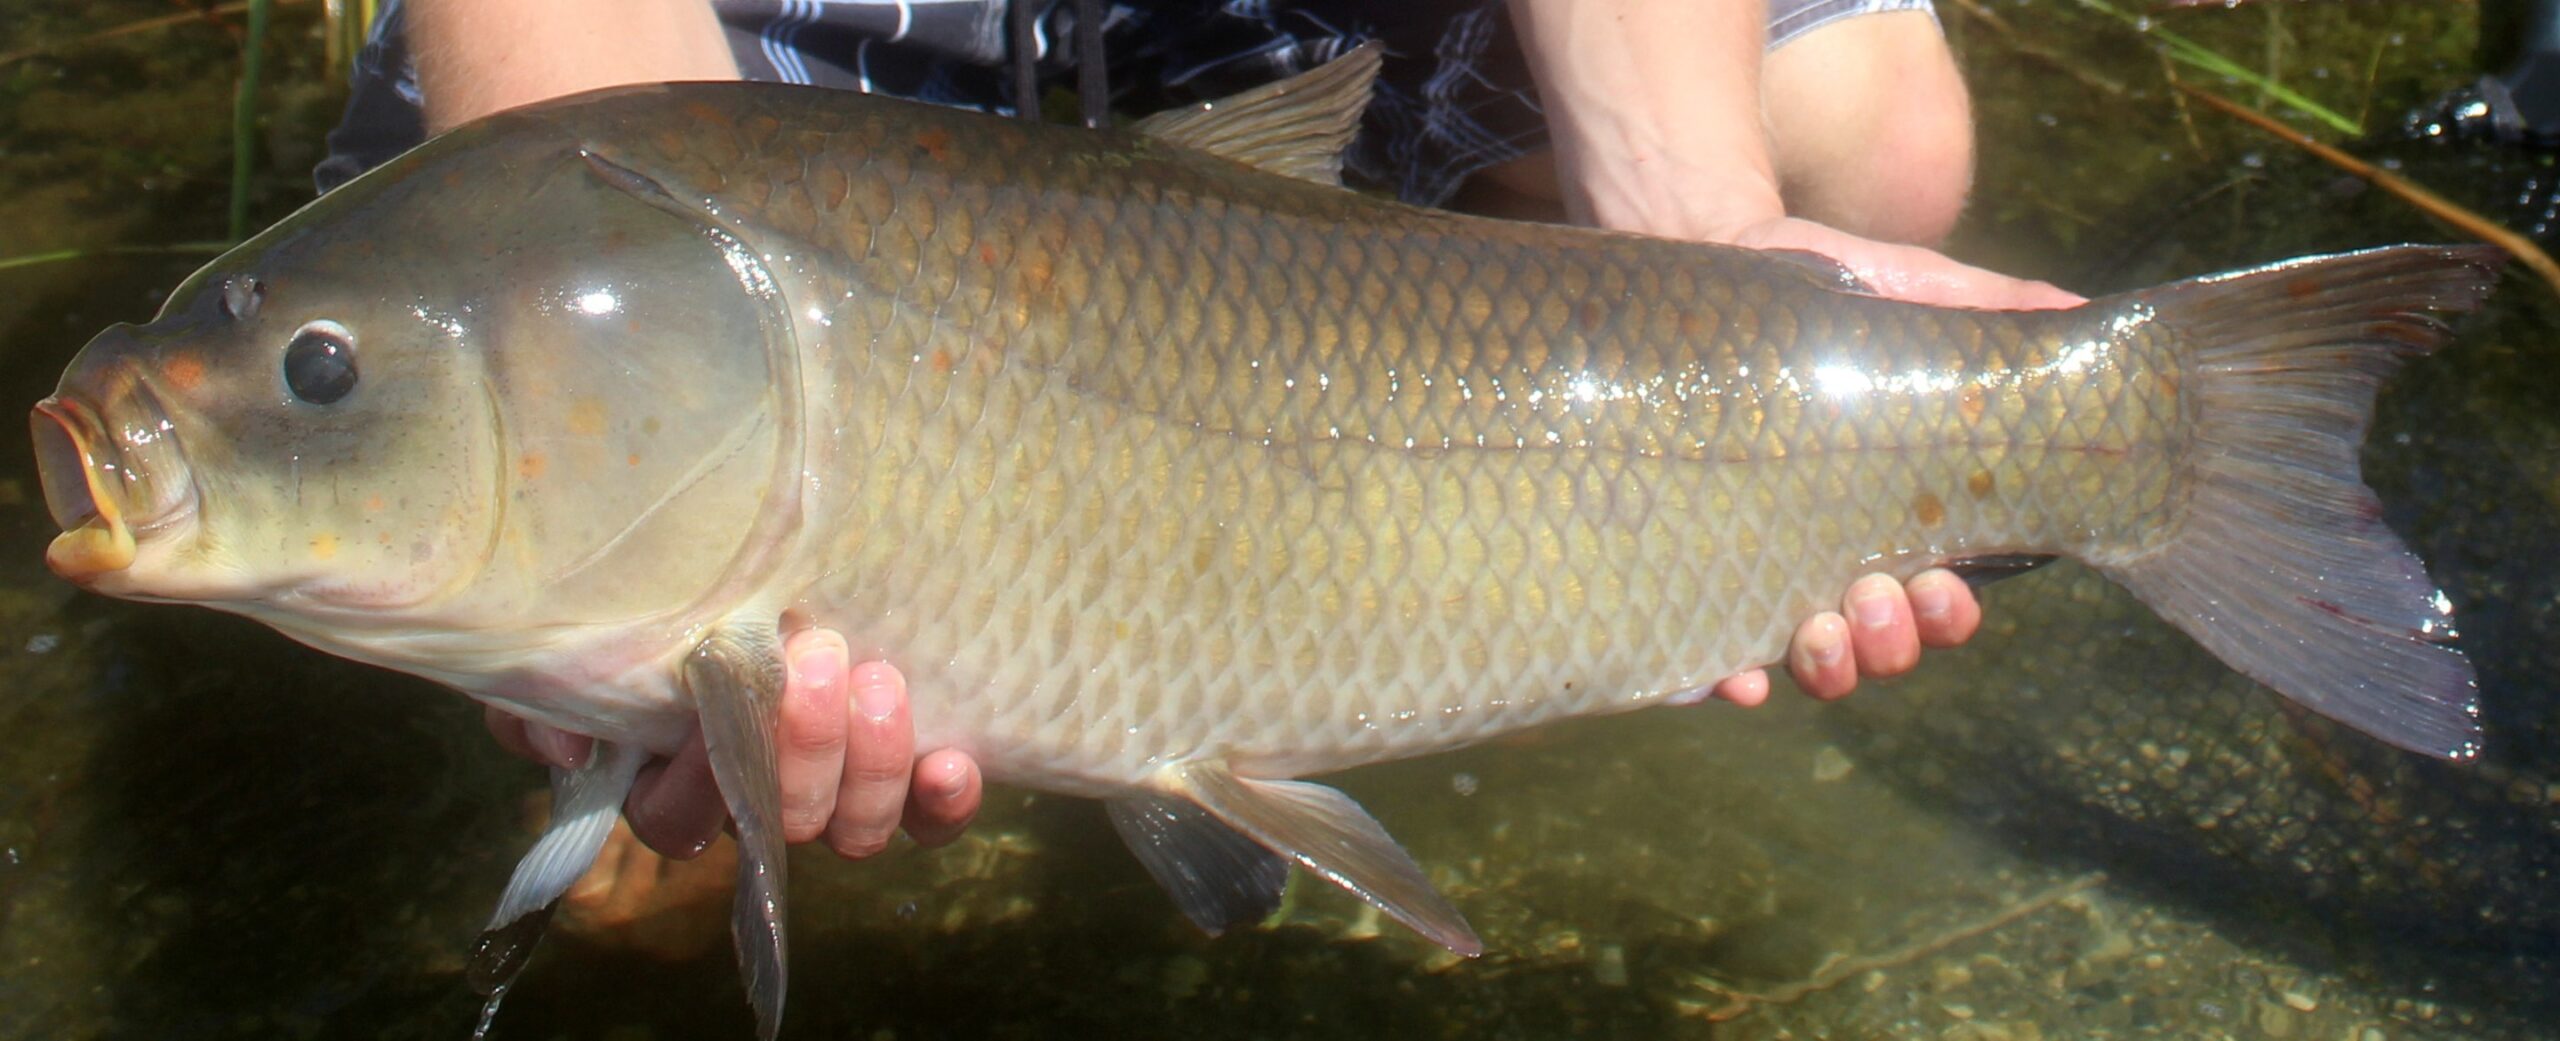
[2,3,2553,1039]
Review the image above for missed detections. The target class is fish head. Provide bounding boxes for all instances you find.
[33,257,500,615]
[33,115,804,679]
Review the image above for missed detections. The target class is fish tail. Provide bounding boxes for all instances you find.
[2094,244,2503,760]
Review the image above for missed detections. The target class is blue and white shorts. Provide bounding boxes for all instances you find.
[318,0,1936,206]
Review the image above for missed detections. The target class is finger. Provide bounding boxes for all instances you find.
[626,732,727,860]
[1843,572,1922,678]
[1843,240,2085,311]
[1787,612,1858,700]
[1732,218,2084,312]
[775,629,852,844]
[902,749,982,849]
[824,660,916,860]
[522,722,593,771]
[1708,669,1771,707]
[483,705,592,770]
[1906,568,1983,649]
[485,705,537,761]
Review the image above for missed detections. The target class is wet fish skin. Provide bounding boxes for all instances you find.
[28,50,2494,1037]
[604,83,2436,780]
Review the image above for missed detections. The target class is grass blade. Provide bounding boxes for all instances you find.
[228,0,274,243]
[2073,0,2362,135]
[0,243,232,274]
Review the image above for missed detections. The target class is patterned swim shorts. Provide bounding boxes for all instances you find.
[319,0,1936,206]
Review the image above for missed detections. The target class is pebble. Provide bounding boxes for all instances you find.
[1160,955,1209,1000]
[1933,962,1974,990]
[2081,927,2136,966]
[2258,1000,2297,1038]
[1342,903,1382,940]
[1591,944,1628,987]
[1811,745,1854,782]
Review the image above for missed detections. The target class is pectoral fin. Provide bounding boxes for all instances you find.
[687,624,791,1041]
[467,739,648,1036]
[1106,794,1292,936]
[1165,760,1481,956]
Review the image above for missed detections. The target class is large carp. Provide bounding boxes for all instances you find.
[28,48,2492,1037]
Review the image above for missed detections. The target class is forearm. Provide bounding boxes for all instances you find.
[410,0,739,133]
[1506,0,1782,239]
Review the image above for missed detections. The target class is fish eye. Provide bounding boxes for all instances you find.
[284,321,359,405]
[220,276,264,321]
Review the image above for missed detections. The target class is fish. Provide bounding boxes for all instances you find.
[28,46,2495,1037]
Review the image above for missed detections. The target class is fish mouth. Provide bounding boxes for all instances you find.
[32,389,195,583]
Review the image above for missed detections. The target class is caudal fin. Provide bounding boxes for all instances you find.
[2096,244,2502,760]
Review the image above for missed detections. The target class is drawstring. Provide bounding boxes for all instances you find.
[1009,0,1039,122]
[1076,0,1107,128]
[1010,0,1110,128]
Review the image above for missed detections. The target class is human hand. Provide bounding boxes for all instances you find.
[1703,569,1987,706]
[483,631,981,859]
[1724,215,2083,311]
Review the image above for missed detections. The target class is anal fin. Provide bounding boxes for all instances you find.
[1107,794,1293,935]
[1167,760,1481,956]
[688,624,792,1041]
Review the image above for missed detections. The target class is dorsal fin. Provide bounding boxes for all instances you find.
[1132,42,1382,184]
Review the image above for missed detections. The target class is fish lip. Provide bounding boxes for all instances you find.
[31,389,198,582]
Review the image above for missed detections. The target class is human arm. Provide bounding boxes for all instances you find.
[410,0,740,134]
[1503,0,2081,308]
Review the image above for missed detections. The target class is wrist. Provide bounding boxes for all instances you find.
[1508,0,1788,243]
[1555,147,1788,243]
[413,0,739,132]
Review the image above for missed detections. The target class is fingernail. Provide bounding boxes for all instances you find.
[1911,578,1952,622]
[927,758,968,799]
[797,638,846,695]
[1808,620,1847,669]
[1849,582,1896,631]
[850,659,898,722]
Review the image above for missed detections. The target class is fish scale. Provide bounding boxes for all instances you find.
[629,87,2192,788]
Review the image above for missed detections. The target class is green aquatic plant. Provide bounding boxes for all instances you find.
[229,0,274,244]
[0,243,230,274]
[0,1,310,70]
[2073,0,2363,135]
[2179,82,2560,299]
